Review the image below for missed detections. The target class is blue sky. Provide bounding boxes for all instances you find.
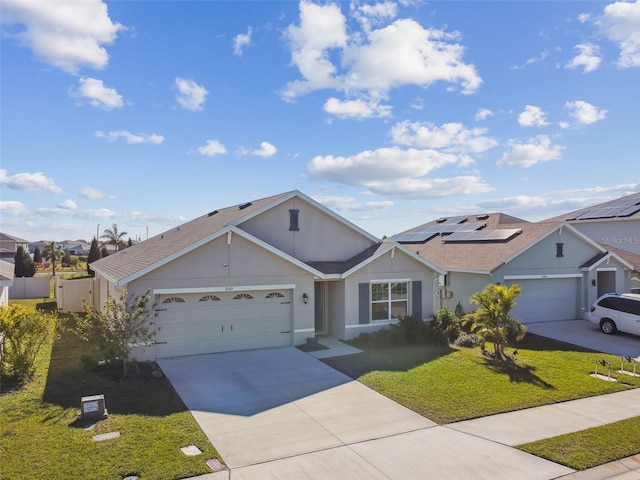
[1,0,639,243]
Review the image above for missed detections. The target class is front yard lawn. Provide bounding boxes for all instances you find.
[518,416,640,470]
[323,334,640,424]
[0,315,222,480]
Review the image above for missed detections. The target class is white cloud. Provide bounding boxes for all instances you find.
[72,77,123,109]
[282,2,481,117]
[0,0,123,74]
[565,43,602,73]
[390,121,498,154]
[554,183,638,195]
[95,130,165,144]
[369,176,493,198]
[251,141,277,158]
[306,146,491,198]
[565,100,607,124]
[233,27,252,56]
[323,97,392,119]
[351,1,398,32]
[517,105,548,127]
[58,199,77,210]
[597,0,640,68]
[0,169,62,193]
[313,195,394,211]
[0,200,29,216]
[195,140,227,157]
[497,135,564,168]
[80,187,105,199]
[175,77,208,111]
[475,108,493,121]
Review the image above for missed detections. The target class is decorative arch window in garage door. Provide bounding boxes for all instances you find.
[155,289,294,358]
[162,296,185,304]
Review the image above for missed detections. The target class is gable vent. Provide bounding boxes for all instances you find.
[238,202,252,210]
[207,210,218,217]
[476,214,489,220]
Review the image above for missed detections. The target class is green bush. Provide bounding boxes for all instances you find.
[430,308,461,346]
[452,332,480,348]
[398,314,429,345]
[0,305,57,382]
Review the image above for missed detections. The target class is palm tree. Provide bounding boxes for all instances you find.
[463,283,526,360]
[101,223,128,253]
[42,241,63,277]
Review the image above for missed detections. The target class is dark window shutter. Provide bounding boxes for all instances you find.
[289,209,300,231]
[359,283,370,324]
[412,281,422,318]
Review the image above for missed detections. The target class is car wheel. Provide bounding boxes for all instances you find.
[600,319,617,335]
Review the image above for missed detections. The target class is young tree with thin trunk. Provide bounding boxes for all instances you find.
[463,283,526,360]
[42,241,63,277]
[73,289,157,378]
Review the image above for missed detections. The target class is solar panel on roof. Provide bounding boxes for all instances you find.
[617,204,640,217]
[442,216,468,225]
[444,228,521,243]
[566,208,590,221]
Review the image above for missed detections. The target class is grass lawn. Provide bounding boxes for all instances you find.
[0,313,222,480]
[323,334,640,424]
[518,416,640,470]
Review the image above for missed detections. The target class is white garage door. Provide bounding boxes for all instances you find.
[507,278,579,323]
[155,289,292,358]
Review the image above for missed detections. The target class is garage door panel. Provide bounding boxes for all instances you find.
[508,278,579,323]
[155,290,293,358]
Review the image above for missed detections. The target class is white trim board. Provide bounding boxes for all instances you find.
[153,284,296,295]
[503,274,582,280]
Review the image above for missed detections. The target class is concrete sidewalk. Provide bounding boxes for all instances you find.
[447,388,640,446]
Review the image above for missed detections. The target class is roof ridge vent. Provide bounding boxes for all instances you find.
[476,214,489,220]
[435,217,447,223]
[238,202,252,210]
[207,210,218,217]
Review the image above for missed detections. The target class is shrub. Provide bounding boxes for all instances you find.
[452,333,480,348]
[0,305,58,382]
[398,314,429,345]
[430,308,461,346]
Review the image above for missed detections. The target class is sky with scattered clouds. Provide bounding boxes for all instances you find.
[1,0,639,242]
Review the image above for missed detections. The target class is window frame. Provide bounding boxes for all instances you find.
[370,280,410,322]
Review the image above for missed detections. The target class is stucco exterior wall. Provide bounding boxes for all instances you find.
[125,234,316,361]
[239,197,376,262]
[571,219,640,255]
[445,272,492,315]
[497,228,598,276]
[341,249,437,340]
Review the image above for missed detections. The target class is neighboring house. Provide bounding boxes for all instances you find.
[0,259,15,306]
[90,191,443,360]
[546,192,640,256]
[59,241,91,255]
[0,233,30,262]
[390,213,635,324]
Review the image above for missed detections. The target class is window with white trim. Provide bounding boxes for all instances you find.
[371,281,408,321]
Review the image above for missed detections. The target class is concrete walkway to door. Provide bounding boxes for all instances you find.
[159,347,572,480]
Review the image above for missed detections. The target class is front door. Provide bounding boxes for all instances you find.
[597,270,616,297]
[314,282,327,335]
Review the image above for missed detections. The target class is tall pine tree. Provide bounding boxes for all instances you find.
[87,238,101,277]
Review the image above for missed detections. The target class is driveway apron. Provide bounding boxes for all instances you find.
[160,347,573,479]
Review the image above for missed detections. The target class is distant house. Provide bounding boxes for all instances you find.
[0,233,30,262]
[58,241,91,256]
[390,213,636,324]
[0,259,15,306]
[90,190,443,361]
[546,192,640,256]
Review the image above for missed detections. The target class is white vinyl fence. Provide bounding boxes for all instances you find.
[56,277,98,312]
[9,277,50,299]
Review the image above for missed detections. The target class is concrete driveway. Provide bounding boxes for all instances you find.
[527,319,640,357]
[159,347,572,480]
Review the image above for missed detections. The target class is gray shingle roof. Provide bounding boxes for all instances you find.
[399,213,559,273]
[544,191,640,223]
[91,192,291,284]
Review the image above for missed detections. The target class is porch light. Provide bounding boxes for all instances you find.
[302,293,309,304]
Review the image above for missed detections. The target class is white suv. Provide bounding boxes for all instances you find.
[589,293,640,335]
